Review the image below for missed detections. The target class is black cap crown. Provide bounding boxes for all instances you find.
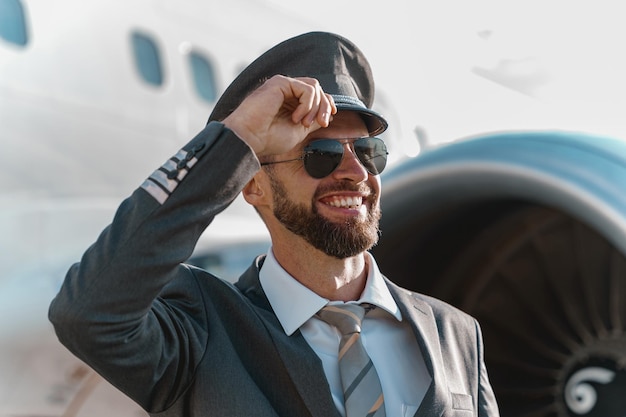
[208,31,388,136]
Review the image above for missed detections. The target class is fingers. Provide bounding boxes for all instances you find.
[222,75,338,157]
[285,77,337,128]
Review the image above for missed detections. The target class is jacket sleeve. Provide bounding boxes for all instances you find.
[48,121,260,410]
[476,319,500,417]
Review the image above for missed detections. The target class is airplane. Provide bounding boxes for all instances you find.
[2,0,625,416]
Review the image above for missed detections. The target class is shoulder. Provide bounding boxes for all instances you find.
[161,263,246,302]
[413,291,471,319]
[385,277,479,331]
[159,257,268,314]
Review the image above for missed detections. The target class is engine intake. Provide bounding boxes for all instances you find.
[372,131,626,416]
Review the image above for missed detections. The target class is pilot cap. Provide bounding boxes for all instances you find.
[208,31,388,136]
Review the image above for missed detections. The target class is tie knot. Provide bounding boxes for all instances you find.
[317,304,367,336]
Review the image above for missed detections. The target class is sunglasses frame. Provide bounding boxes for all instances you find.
[260,137,388,179]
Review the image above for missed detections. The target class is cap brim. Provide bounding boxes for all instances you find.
[338,106,388,137]
[332,94,388,136]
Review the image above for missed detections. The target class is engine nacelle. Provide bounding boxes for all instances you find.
[372,131,626,417]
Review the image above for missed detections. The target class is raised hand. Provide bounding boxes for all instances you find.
[222,75,337,158]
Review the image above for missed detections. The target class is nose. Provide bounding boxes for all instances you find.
[330,142,369,182]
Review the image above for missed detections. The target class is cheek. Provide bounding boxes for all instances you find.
[372,176,382,195]
[288,180,318,204]
[268,168,317,203]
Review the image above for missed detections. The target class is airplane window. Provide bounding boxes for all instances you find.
[0,0,28,46]
[189,51,217,103]
[131,31,163,86]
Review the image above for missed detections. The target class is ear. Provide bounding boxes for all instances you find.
[242,174,269,207]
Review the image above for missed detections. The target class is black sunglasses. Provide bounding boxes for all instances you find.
[260,137,388,179]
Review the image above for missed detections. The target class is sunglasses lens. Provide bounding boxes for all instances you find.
[302,138,388,178]
[354,137,388,175]
[303,140,344,178]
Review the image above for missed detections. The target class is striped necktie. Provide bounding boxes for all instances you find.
[318,304,386,417]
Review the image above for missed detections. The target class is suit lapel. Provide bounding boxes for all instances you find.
[386,280,450,417]
[235,258,341,417]
[262,314,342,417]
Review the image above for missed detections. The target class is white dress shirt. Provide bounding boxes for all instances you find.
[259,248,431,417]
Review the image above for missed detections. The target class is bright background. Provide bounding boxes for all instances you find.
[271,0,626,155]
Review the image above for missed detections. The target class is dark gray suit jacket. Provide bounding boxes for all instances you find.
[49,122,499,416]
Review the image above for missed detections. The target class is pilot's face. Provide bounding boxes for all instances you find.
[264,111,382,259]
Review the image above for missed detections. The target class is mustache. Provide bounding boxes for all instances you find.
[314,182,375,199]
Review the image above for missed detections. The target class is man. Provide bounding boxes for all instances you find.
[49,32,499,416]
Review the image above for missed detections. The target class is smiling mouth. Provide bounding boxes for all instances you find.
[323,195,364,209]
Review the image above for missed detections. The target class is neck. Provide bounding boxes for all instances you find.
[271,238,369,302]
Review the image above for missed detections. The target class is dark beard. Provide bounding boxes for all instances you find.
[267,173,381,259]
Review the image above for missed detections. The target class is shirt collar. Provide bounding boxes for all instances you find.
[259,248,402,336]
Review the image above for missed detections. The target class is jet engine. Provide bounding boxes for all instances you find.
[372,131,626,417]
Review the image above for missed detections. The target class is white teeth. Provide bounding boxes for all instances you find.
[326,196,363,208]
